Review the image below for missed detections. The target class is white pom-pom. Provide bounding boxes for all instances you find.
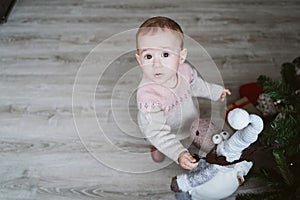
[212,134,223,144]
[228,108,250,130]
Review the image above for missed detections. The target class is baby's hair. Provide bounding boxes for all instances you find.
[136,16,184,50]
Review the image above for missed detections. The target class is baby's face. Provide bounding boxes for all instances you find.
[136,28,187,88]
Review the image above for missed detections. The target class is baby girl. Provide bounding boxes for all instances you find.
[136,16,231,170]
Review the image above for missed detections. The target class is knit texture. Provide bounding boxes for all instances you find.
[217,108,264,162]
[137,63,193,114]
[176,160,218,192]
[227,108,250,130]
[137,63,224,162]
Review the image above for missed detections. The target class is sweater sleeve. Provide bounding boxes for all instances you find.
[190,69,224,101]
[138,110,188,163]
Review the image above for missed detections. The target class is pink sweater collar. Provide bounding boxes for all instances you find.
[137,63,194,113]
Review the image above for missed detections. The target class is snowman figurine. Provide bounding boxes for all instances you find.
[171,108,264,200]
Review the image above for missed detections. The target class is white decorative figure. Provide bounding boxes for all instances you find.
[171,108,264,200]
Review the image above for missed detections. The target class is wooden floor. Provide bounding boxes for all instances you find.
[0,0,299,199]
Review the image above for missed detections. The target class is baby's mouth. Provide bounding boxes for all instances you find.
[155,73,163,78]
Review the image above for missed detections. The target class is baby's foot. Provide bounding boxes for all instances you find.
[150,146,165,162]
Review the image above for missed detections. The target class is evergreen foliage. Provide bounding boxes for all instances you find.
[241,57,300,199]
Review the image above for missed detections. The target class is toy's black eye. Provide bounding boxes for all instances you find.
[212,134,223,144]
[196,130,199,136]
[220,131,230,140]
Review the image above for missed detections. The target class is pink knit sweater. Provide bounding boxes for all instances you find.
[136,63,224,162]
[137,63,194,114]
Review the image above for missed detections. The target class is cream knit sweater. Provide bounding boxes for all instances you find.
[137,63,224,162]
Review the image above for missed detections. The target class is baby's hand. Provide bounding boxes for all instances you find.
[178,151,198,170]
[220,88,231,102]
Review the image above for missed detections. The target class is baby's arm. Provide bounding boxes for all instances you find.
[190,68,231,101]
[138,111,189,163]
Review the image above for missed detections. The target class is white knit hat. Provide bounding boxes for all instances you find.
[217,108,264,162]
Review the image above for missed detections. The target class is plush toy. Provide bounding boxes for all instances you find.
[171,108,264,200]
[190,118,229,156]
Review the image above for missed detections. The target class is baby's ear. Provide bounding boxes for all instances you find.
[135,53,142,66]
[179,48,187,64]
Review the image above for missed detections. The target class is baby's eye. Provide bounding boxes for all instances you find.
[144,54,152,60]
[162,52,169,58]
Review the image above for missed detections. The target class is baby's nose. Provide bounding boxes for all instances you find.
[153,56,162,68]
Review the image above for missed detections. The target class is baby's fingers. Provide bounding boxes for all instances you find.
[225,89,232,95]
[182,156,198,170]
[179,152,198,170]
[184,161,198,170]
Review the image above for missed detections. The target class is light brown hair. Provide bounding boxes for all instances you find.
[136,16,184,50]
